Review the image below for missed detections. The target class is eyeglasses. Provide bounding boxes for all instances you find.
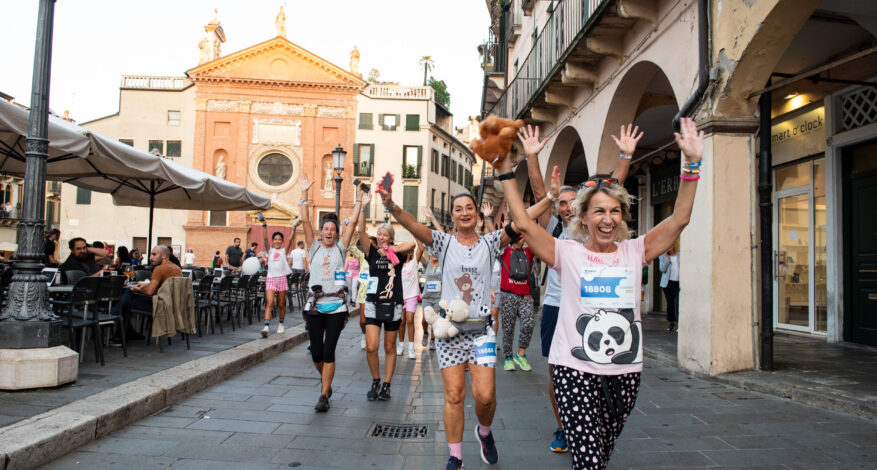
[578,177,619,190]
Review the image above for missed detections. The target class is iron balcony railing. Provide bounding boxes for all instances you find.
[484,0,608,119]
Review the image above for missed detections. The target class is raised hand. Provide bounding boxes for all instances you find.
[611,124,644,156]
[517,124,548,156]
[674,117,704,163]
[481,201,494,217]
[420,206,435,219]
[360,189,372,206]
[550,165,562,196]
[376,184,394,209]
[290,217,301,227]
[299,173,314,193]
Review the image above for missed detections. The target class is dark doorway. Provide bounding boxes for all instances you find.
[844,139,877,346]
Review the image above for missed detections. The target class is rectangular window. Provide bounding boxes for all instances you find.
[166,140,181,157]
[441,192,446,213]
[405,114,420,131]
[441,154,448,177]
[358,113,373,130]
[75,187,91,205]
[209,210,227,226]
[451,160,457,182]
[119,139,134,146]
[167,110,181,126]
[431,149,439,174]
[403,186,418,217]
[132,237,147,255]
[148,140,163,155]
[431,189,436,209]
[402,145,422,179]
[379,113,399,130]
[354,143,374,177]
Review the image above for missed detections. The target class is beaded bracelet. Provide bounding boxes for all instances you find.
[620,153,632,160]
[681,168,700,174]
[384,202,396,212]
[680,174,700,181]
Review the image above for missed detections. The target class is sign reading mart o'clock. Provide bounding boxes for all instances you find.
[770,106,826,166]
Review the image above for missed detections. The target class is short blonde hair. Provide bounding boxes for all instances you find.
[567,184,634,242]
[377,223,395,243]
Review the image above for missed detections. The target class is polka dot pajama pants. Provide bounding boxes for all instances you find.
[552,366,641,470]
[500,291,536,358]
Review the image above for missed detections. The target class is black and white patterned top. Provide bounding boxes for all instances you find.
[427,229,503,319]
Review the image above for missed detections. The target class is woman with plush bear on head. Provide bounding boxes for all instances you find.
[498,117,705,470]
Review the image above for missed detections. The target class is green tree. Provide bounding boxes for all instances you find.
[428,76,451,108]
[418,56,434,86]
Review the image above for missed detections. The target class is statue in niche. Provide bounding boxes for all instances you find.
[215,155,227,179]
[350,46,360,75]
[276,5,287,38]
[324,161,333,190]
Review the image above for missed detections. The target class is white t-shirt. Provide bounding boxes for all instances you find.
[183,252,196,266]
[401,258,420,300]
[543,216,568,307]
[427,229,502,319]
[288,248,307,270]
[266,247,292,278]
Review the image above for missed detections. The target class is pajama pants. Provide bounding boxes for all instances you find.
[500,291,536,358]
[552,366,641,470]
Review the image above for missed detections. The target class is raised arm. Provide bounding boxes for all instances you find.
[377,185,434,247]
[482,201,496,233]
[644,118,703,262]
[341,193,364,248]
[495,165,561,246]
[298,174,316,248]
[286,218,300,253]
[415,239,425,263]
[496,157,556,266]
[518,124,551,226]
[357,190,373,256]
[610,123,643,185]
[261,221,270,253]
[420,206,444,233]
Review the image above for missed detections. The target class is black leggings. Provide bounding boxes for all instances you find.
[553,366,641,470]
[305,313,346,363]
[663,280,679,323]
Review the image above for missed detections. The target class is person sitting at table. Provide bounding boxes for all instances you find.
[114,245,132,268]
[59,237,108,282]
[130,248,143,266]
[110,245,182,344]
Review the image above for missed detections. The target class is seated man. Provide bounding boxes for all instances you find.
[112,245,182,343]
[58,237,108,282]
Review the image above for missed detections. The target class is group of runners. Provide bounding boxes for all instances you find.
[252,117,705,470]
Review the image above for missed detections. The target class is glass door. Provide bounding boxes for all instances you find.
[775,191,811,331]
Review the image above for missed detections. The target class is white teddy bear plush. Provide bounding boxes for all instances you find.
[423,298,469,339]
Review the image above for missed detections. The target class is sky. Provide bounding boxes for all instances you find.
[2,0,491,125]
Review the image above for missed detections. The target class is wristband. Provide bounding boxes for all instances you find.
[683,161,702,168]
[384,202,396,212]
[497,172,515,181]
[619,153,632,160]
[680,174,700,181]
[485,217,494,221]
[547,192,557,202]
[299,200,308,206]
[504,223,521,240]
[361,208,367,213]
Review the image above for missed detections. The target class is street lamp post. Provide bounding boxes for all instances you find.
[0,0,57,324]
[332,144,346,217]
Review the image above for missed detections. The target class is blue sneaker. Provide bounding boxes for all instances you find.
[550,427,568,453]
[445,456,463,470]
[474,424,498,464]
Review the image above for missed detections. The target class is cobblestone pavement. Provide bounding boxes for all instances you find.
[40,308,877,469]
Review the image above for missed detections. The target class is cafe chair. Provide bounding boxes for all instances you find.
[150,277,195,353]
[53,276,104,366]
[95,276,128,358]
[64,269,87,285]
[195,274,219,336]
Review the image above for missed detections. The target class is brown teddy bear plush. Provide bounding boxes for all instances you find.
[469,115,524,168]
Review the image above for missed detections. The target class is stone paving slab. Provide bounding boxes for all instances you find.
[34,306,877,470]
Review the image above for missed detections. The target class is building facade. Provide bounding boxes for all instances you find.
[481,0,877,375]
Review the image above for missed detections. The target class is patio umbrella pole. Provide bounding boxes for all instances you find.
[147,181,154,254]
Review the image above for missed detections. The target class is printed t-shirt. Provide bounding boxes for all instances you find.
[288,248,307,270]
[401,258,420,300]
[365,247,403,304]
[550,236,646,376]
[427,229,502,319]
[499,246,534,295]
[542,216,567,307]
[266,247,292,278]
[307,241,347,313]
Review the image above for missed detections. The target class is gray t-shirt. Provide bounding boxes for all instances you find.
[308,240,348,313]
[428,229,502,319]
[543,216,568,307]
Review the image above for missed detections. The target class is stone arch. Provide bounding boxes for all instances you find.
[597,61,680,174]
[545,125,587,187]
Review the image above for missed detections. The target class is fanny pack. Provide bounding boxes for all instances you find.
[316,301,344,313]
[451,317,491,335]
[305,286,348,316]
[373,301,396,321]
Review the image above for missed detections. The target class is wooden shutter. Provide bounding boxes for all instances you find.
[417,146,422,178]
[405,114,420,131]
[353,144,360,176]
[359,113,373,129]
[368,144,375,177]
[403,186,418,217]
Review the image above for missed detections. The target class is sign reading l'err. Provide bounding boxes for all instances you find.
[771,106,825,166]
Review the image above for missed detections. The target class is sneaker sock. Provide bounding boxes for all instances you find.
[279,319,284,324]
[448,442,463,460]
[264,321,270,326]
[478,424,491,438]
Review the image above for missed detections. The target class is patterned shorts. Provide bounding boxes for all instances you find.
[265,276,288,292]
[435,331,495,370]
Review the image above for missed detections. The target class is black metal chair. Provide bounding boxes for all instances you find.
[53,276,104,365]
[95,276,128,357]
[232,275,250,325]
[63,269,87,285]
[195,274,217,336]
[134,270,152,282]
[212,276,236,331]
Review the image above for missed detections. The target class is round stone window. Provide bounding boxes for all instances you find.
[257,153,293,187]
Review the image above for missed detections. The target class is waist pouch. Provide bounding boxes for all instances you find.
[305,287,348,316]
[373,301,396,321]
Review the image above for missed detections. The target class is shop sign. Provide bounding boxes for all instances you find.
[771,106,825,166]
[650,159,679,206]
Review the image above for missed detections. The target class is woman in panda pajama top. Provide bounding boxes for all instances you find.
[498,118,705,470]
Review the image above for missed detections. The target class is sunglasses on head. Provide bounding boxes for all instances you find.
[578,177,619,190]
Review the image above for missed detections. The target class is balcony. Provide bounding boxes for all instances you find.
[120,75,191,90]
[482,0,653,122]
[364,85,433,100]
[504,0,524,45]
[479,30,507,118]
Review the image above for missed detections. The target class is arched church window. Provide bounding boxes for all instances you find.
[257,152,293,187]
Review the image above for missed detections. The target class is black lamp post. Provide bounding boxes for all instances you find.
[0,0,57,324]
[332,144,346,217]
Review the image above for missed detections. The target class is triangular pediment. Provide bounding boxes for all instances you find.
[187,37,366,88]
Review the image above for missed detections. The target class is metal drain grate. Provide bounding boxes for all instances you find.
[368,423,431,440]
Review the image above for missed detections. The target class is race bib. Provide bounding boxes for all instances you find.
[334,270,346,286]
[473,332,497,366]
[425,281,441,293]
[580,266,636,309]
[366,276,379,294]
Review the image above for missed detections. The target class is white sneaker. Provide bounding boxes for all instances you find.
[260,325,269,338]
[396,343,404,356]
[361,335,366,349]
[408,348,416,360]
[276,323,285,334]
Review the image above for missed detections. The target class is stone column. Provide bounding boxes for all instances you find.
[677,126,758,376]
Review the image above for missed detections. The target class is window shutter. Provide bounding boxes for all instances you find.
[368,144,375,177]
[76,187,91,205]
[394,114,401,130]
[417,146,422,178]
[353,144,360,176]
[379,113,387,130]
[403,186,418,217]
[359,113,373,129]
[406,114,420,131]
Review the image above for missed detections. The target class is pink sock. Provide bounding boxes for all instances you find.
[448,442,462,459]
[478,424,491,437]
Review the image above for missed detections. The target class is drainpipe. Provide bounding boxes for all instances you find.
[758,89,774,370]
[673,0,709,128]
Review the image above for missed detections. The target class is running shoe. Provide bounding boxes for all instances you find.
[513,354,532,371]
[396,343,404,356]
[276,323,285,334]
[314,394,329,412]
[260,325,269,338]
[408,348,416,360]
[361,335,366,349]
[445,456,463,470]
[367,379,380,401]
[550,427,568,453]
[377,382,391,401]
[474,424,498,464]
[503,357,515,371]
[421,332,429,347]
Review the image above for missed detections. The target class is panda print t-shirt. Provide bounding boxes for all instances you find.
[428,229,503,320]
[550,236,646,376]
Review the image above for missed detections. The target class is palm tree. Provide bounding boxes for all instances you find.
[418,56,434,86]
